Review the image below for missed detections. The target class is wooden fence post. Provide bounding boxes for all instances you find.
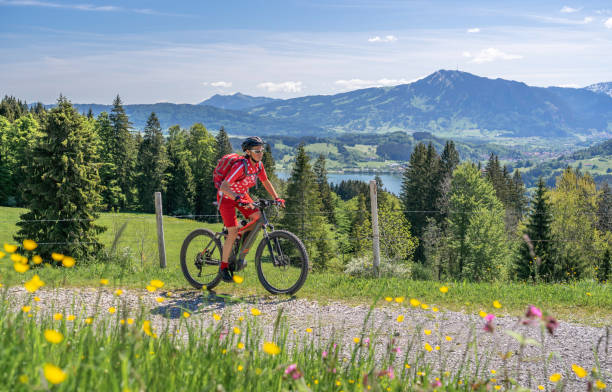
[155,192,167,269]
[369,180,380,277]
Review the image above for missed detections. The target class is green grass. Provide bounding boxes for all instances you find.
[1,207,611,326]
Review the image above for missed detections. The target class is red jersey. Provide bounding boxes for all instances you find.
[219,158,268,201]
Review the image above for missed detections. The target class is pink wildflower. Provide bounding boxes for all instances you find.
[363,337,370,347]
[322,350,328,358]
[392,347,402,354]
[377,367,395,379]
[431,380,442,388]
[483,314,495,333]
[284,364,303,380]
[525,305,542,318]
[544,316,559,335]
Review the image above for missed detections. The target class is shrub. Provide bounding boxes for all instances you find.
[344,255,412,278]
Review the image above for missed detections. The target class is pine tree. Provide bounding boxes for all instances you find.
[313,154,336,224]
[516,178,554,281]
[135,112,169,213]
[87,108,94,120]
[187,123,217,221]
[349,193,372,256]
[0,95,29,122]
[164,125,195,216]
[596,182,612,232]
[14,96,105,259]
[4,114,41,206]
[598,249,611,282]
[214,127,233,162]
[109,95,136,210]
[95,112,124,210]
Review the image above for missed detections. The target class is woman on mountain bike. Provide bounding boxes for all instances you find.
[217,136,285,283]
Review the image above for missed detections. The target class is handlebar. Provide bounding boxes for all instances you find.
[237,199,283,208]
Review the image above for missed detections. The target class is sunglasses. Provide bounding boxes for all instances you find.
[250,149,264,154]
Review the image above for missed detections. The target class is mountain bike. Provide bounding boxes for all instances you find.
[180,199,309,295]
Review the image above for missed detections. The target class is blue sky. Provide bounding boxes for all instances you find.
[1,0,612,104]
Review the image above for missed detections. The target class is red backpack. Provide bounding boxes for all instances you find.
[213,153,261,189]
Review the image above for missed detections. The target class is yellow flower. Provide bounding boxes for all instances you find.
[183,312,190,318]
[100,278,109,285]
[424,343,433,352]
[23,239,37,251]
[256,368,263,375]
[586,292,592,296]
[213,313,221,321]
[156,297,164,303]
[85,317,93,324]
[439,286,449,293]
[3,243,17,253]
[262,342,280,355]
[51,253,64,261]
[120,319,125,325]
[114,289,123,296]
[494,386,501,391]
[43,364,67,385]
[53,313,63,320]
[405,364,411,369]
[353,337,360,343]
[410,298,420,307]
[233,327,241,335]
[67,315,75,321]
[445,336,453,341]
[19,375,28,384]
[127,318,134,325]
[14,262,29,273]
[424,329,432,335]
[142,320,155,337]
[538,386,544,390]
[0,251,4,259]
[421,304,429,310]
[595,380,606,390]
[572,364,587,378]
[549,373,562,382]
[237,342,245,350]
[490,369,496,374]
[22,306,31,313]
[233,275,244,284]
[306,328,312,333]
[24,274,45,293]
[62,256,75,267]
[493,300,502,309]
[238,316,244,321]
[34,296,40,302]
[435,345,440,350]
[32,255,43,264]
[385,296,393,302]
[237,365,244,371]
[108,307,116,314]
[395,296,405,303]
[146,285,157,292]
[250,308,261,316]
[10,253,21,262]
[432,307,439,312]
[396,315,404,322]
[479,310,488,318]
[150,279,164,288]
[44,329,64,344]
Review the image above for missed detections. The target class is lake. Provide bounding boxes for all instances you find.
[276,171,404,195]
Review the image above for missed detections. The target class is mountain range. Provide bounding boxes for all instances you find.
[65,70,612,138]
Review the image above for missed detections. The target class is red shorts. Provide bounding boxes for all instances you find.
[217,194,258,228]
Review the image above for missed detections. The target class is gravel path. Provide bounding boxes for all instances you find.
[6,286,611,390]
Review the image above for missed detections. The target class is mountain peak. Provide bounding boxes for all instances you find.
[585,82,612,98]
[198,93,281,110]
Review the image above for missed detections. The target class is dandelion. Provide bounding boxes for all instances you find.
[127,318,134,325]
[421,304,429,310]
[44,329,64,344]
[233,327,241,335]
[237,342,245,350]
[353,337,360,344]
[23,239,37,251]
[395,296,404,303]
[435,345,440,350]
[595,380,606,389]
[424,329,431,335]
[14,262,29,273]
[262,341,280,355]
[62,256,75,267]
[43,364,67,385]
[538,386,544,390]
[445,336,452,341]
[0,251,4,258]
[150,279,164,288]
[396,315,404,322]
[306,328,312,333]
[237,365,244,371]
[479,310,488,318]
[156,297,164,303]
[19,375,28,384]
[24,274,45,293]
[385,297,393,302]
[4,243,17,253]
[410,298,420,307]
[142,320,155,337]
[439,286,449,293]
[114,289,123,296]
[99,278,109,285]
[146,285,157,292]
[493,300,502,309]
[51,253,64,261]
[405,364,411,369]
[183,312,190,318]
[494,386,501,390]
[120,319,125,325]
[213,313,221,321]
[233,275,244,284]
[108,307,116,314]
[32,255,42,264]
[34,297,40,302]
[572,364,587,378]
[549,373,562,382]
[85,318,93,324]
[424,343,433,352]
[22,306,31,313]
[586,292,592,296]
[490,369,496,374]
[250,308,261,316]
[67,315,75,321]
[53,313,63,320]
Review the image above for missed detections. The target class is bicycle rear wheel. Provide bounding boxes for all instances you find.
[255,230,309,295]
[180,228,222,290]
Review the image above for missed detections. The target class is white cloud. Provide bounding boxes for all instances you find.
[557,83,580,88]
[210,81,232,88]
[605,17,612,28]
[469,48,523,63]
[368,35,398,43]
[560,6,581,13]
[462,51,472,58]
[334,78,413,90]
[583,16,594,23]
[257,81,303,93]
[533,15,594,24]
[467,28,480,33]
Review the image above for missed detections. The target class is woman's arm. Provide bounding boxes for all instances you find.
[261,179,279,199]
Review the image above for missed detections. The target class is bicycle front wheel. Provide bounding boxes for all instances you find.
[255,230,309,295]
[180,228,222,290]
